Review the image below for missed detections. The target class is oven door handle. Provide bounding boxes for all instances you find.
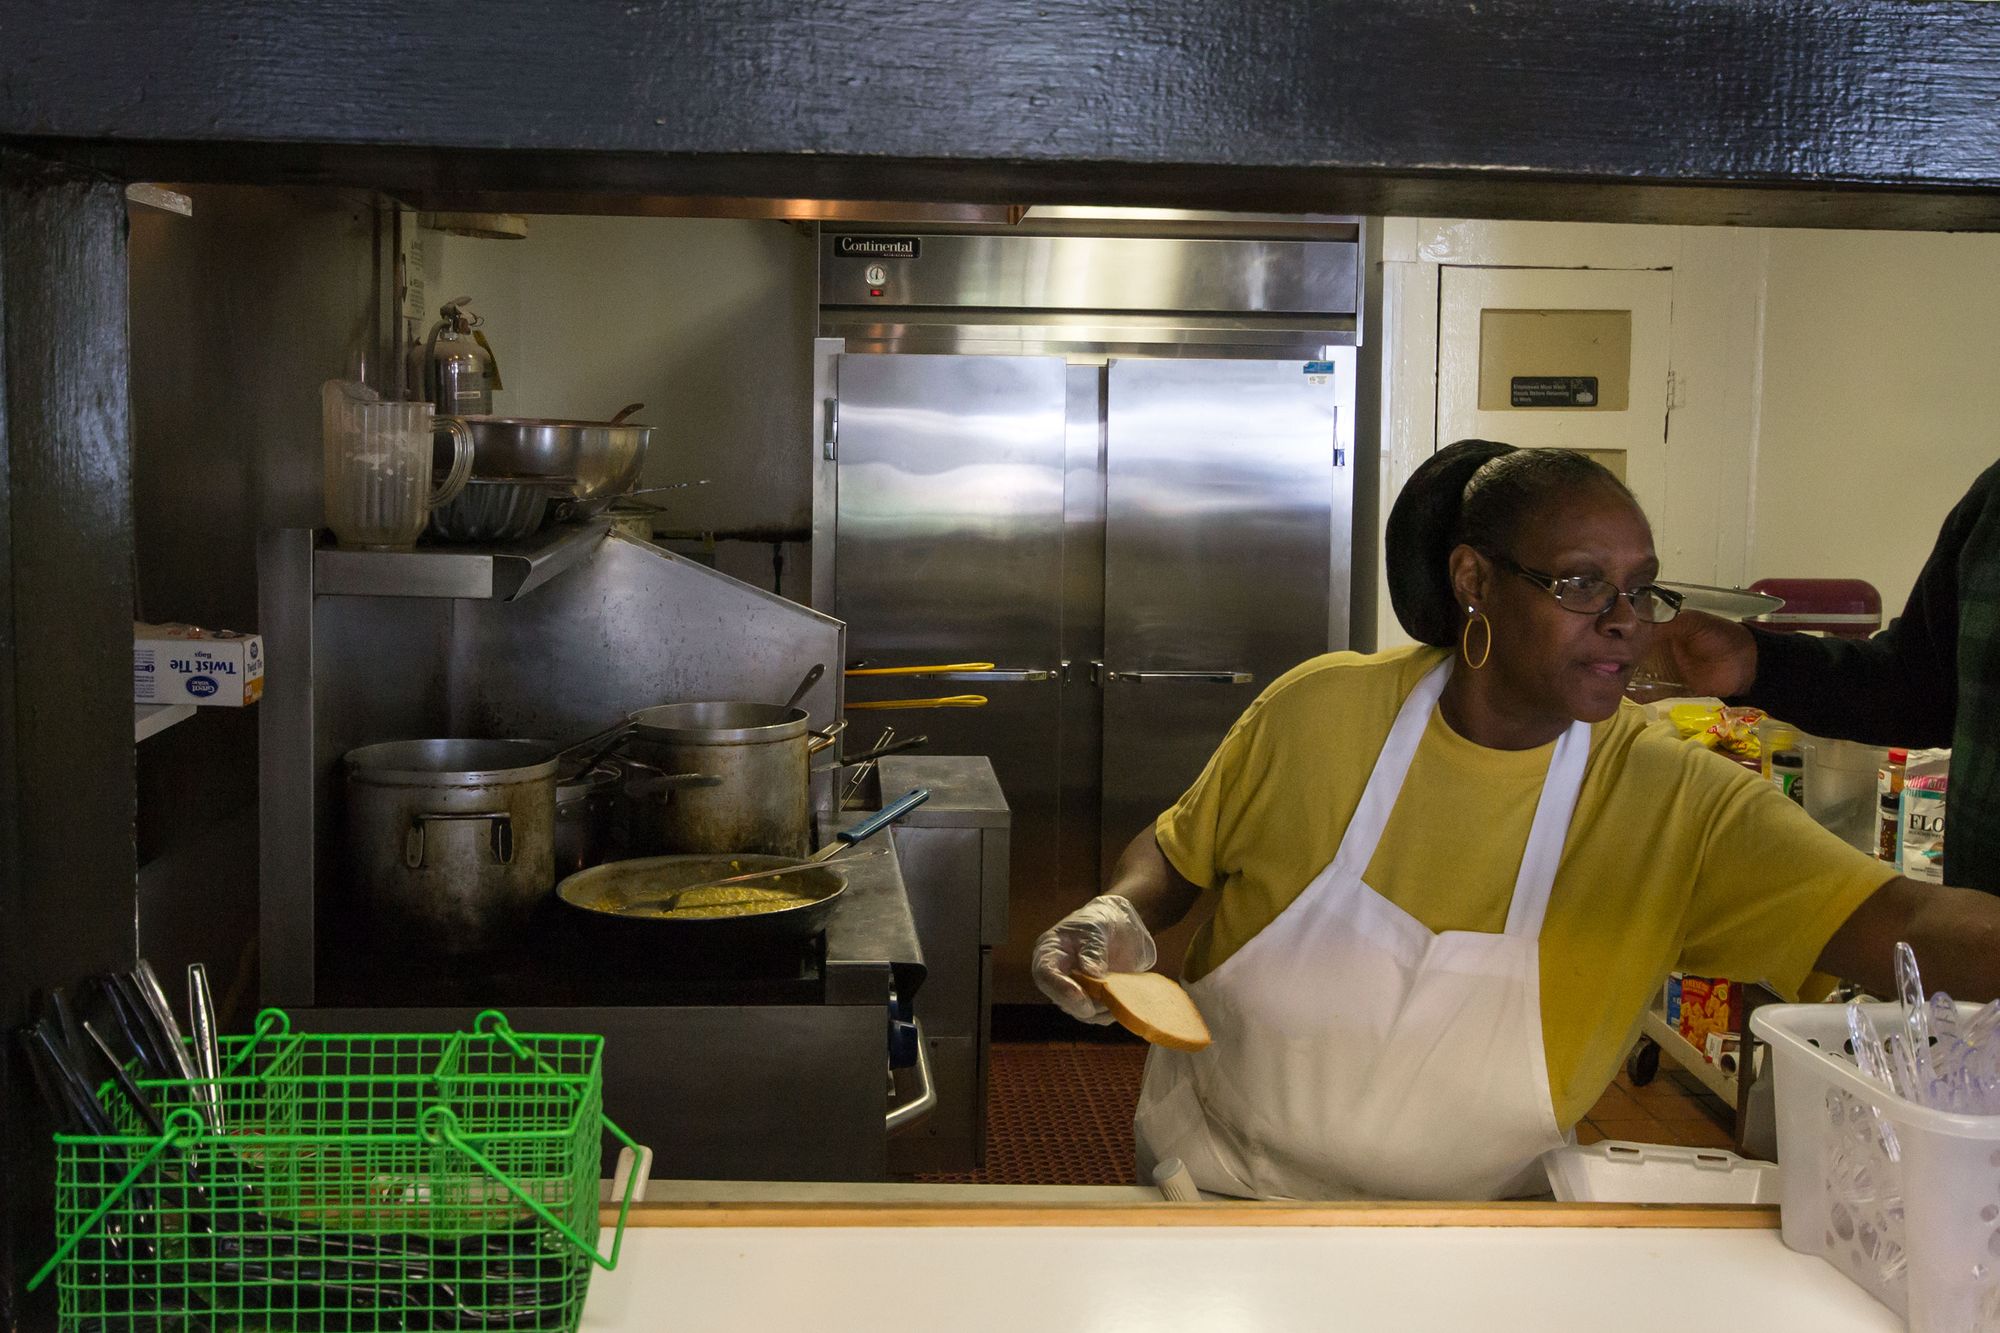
[885,1019,937,1133]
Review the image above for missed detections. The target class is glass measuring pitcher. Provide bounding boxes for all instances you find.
[322,381,474,551]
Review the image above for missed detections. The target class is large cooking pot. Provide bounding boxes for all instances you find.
[553,762,623,878]
[623,702,840,858]
[343,739,557,954]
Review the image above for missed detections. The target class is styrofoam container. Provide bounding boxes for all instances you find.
[1544,1140,1781,1204]
[1754,1001,2000,1330]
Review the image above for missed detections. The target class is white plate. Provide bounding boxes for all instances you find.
[1658,582,1784,619]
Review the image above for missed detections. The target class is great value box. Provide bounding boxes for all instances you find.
[133,622,263,706]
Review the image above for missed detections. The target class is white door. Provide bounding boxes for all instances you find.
[1436,266,1674,540]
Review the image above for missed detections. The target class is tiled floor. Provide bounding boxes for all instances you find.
[1577,1065,1739,1150]
[921,1038,1741,1186]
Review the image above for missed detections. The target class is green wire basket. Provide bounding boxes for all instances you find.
[29,1008,643,1332]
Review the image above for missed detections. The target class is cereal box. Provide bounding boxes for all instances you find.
[1678,975,1739,1062]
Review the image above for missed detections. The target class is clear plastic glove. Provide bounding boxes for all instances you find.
[1032,895,1158,1024]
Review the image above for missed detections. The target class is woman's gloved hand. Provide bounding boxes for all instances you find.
[1031,895,1159,1024]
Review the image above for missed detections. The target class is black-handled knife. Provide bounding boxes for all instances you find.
[81,1021,166,1136]
[28,1018,114,1136]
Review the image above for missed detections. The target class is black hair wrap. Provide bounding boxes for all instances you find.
[1385,440,1634,647]
[1385,440,1515,646]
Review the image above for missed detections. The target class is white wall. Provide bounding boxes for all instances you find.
[1377,219,2000,646]
[1374,218,1767,649]
[1749,230,2000,611]
[434,215,818,596]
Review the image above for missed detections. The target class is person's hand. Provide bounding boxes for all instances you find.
[1031,895,1159,1024]
[1646,610,1759,699]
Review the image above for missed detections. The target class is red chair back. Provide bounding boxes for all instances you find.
[1747,578,1882,639]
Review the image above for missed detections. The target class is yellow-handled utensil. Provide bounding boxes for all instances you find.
[844,662,994,677]
[846,694,988,710]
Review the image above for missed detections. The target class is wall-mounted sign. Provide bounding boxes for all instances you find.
[1510,376,1599,407]
[835,236,921,259]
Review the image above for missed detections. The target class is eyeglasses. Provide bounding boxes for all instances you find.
[1487,553,1684,624]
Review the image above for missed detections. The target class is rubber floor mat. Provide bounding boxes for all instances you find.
[917,1040,1148,1186]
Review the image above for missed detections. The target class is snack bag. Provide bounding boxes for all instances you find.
[1901,749,1950,884]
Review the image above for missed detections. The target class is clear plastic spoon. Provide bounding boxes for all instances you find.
[1847,1001,1902,1159]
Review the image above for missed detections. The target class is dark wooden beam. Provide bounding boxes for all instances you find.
[0,153,137,1333]
[6,2,2000,228]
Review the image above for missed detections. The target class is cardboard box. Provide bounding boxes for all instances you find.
[1678,975,1739,1062]
[1704,1031,1743,1078]
[134,622,263,706]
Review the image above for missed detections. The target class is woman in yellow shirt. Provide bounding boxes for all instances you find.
[1034,439,2000,1201]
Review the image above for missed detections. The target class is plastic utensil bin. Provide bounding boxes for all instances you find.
[29,1008,643,1333]
[1754,1001,2000,1330]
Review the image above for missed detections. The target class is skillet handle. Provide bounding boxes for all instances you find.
[837,788,930,845]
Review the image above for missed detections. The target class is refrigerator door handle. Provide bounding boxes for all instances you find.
[885,668,1055,682]
[1104,670,1256,685]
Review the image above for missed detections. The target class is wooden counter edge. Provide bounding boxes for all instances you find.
[602,1200,1780,1229]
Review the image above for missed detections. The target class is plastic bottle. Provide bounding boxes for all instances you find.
[1879,748,1908,799]
[1877,748,1907,868]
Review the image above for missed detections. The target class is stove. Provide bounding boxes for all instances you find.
[301,829,928,1182]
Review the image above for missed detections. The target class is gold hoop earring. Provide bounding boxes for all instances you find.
[1461,607,1492,671]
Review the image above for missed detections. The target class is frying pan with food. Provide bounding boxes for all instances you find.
[554,788,928,943]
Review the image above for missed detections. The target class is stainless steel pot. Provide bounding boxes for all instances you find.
[553,762,622,878]
[343,739,557,953]
[624,702,824,857]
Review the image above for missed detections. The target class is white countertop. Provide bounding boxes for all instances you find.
[579,1216,1899,1332]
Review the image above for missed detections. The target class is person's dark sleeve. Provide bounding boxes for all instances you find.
[1730,462,2000,748]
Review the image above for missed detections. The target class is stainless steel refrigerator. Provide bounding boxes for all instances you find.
[814,225,1361,1003]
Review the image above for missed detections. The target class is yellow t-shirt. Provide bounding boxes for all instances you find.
[1154,645,1894,1130]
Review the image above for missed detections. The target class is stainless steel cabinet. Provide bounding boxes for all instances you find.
[1100,357,1346,875]
[826,347,1355,1003]
[879,755,1010,1174]
[834,353,1069,931]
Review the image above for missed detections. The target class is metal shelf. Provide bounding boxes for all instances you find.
[313,520,609,601]
[135,703,195,740]
[1640,1009,1738,1103]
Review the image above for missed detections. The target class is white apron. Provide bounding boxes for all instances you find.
[1134,659,1590,1200]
